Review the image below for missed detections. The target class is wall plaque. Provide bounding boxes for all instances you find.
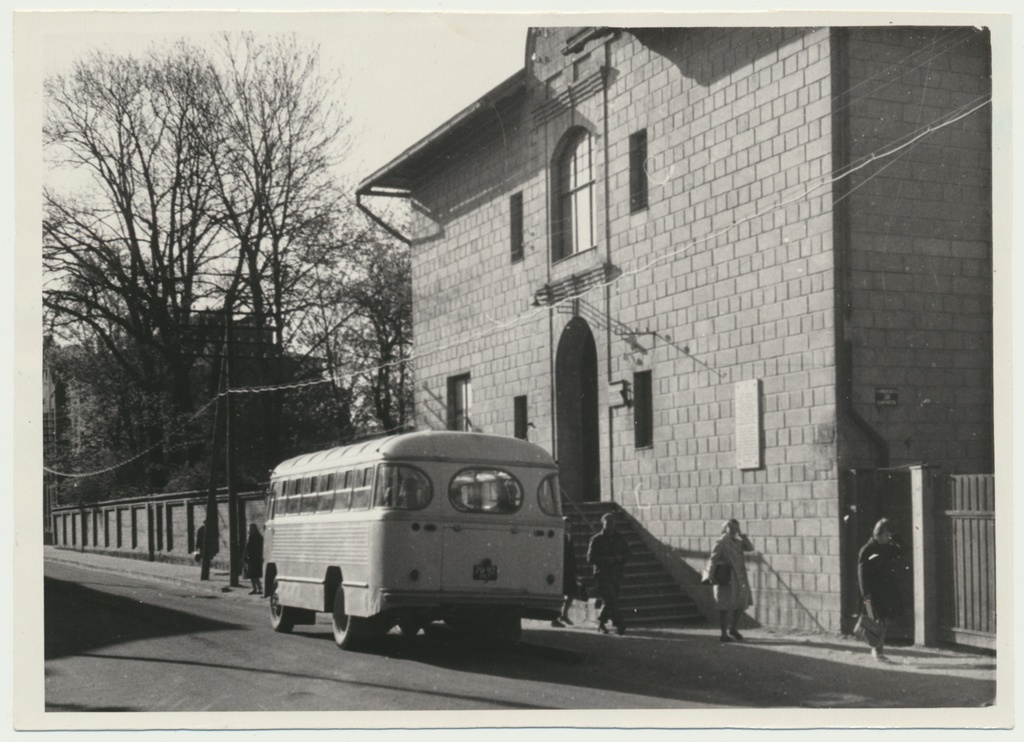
[735,378,762,470]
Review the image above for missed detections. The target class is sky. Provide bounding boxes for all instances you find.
[31,11,533,188]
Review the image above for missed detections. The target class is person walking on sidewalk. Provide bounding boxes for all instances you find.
[858,517,905,662]
[552,517,579,627]
[709,518,755,642]
[243,524,264,595]
[587,512,630,635]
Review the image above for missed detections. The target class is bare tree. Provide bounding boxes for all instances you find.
[205,33,352,467]
[43,35,410,495]
[44,43,226,485]
[290,211,413,439]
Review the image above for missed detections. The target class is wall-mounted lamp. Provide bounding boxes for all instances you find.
[608,379,632,409]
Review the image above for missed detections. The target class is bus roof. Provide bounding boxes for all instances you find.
[270,431,557,478]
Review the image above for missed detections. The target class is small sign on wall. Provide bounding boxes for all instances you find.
[735,378,762,470]
[875,388,899,406]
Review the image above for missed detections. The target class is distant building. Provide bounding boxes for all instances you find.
[358,26,992,632]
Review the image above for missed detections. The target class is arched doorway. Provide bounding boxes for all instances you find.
[555,316,600,505]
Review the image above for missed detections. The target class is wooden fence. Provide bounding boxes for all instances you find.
[937,474,996,650]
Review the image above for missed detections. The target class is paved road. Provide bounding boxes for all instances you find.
[43,551,997,713]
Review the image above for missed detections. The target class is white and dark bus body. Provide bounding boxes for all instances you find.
[263,431,564,648]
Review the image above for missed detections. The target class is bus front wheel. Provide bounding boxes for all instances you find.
[332,589,370,649]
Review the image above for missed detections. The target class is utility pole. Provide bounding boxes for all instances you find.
[226,310,241,588]
[200,350,225,582]
[195,295,277,584]
[200,306,231,582]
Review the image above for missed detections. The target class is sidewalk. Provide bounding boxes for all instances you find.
[44,545,997,684]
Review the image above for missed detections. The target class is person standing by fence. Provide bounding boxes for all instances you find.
[858,517,905,662]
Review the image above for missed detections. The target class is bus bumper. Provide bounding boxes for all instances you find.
[377,589,561,620]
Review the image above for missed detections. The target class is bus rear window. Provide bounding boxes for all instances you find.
[374,465,432,510]
[538,474,562,516]
[449,469,523,514]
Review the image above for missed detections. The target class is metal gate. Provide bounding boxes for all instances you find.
[937,474,995,650]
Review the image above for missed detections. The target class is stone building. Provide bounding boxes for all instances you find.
[356,26,992,632]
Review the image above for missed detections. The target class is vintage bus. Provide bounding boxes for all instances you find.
[263,430,564,648]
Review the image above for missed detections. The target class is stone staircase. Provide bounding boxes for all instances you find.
[564,501,706,626]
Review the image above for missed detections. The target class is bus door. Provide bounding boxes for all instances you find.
[441,468,549,595]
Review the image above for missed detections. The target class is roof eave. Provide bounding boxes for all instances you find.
[357,68,526,196]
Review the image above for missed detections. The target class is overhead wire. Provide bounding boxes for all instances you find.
[45,49,992,480]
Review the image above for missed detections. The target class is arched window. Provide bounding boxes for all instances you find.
[552,129,595,261]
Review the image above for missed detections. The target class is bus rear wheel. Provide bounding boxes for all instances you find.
[269,582,296,633]
[332,589,371,649]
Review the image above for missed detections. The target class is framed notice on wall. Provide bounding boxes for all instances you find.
[735,378,762,470]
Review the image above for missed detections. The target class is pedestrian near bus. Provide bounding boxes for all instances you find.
[708,518,755,642]
[552,517,578,627]
[587,512,630,635]
[243,523,264,595]
[858,517,905,662]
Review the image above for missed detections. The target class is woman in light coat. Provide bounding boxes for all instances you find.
[709,519,754,642]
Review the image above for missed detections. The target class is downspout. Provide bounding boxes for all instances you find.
[355,189,412,245]
[831,28,890,469]
[602,41,616,504]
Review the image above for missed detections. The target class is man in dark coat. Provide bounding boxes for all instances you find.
[587,512,630,635]
[858,517,905,661]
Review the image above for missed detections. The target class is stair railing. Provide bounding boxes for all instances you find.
[559,487,604,535]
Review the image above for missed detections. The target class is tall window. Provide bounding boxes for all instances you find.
[633,370,653,448]
[510,192,524,263]
[447,374,472,431]
[513,395,528,439]
[629,129,648,213]
[553,129,595,261]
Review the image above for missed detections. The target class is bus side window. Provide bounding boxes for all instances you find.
[351,467,372,510]
[333,470,352,511]
[285,479,301,515]
[374,466,395,508]
[268,480,282,520]
[317,473,335,513]
[301,476,319,513]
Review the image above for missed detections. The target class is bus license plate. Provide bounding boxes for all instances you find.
[472,559,498,582]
